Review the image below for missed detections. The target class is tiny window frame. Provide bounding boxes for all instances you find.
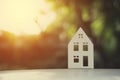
[83,42,88,51]
[74,56,79,63]
[73,42,79,51]
[78,34,83,38]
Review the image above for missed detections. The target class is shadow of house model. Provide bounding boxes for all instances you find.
[68,27,94,69]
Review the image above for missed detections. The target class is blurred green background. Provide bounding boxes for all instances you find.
[45,0,120,68]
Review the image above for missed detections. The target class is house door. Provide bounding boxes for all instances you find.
[83,56,88,67]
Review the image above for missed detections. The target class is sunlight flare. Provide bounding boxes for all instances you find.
[0,0,56,35]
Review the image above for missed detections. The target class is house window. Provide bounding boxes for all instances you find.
[78,34,83,38]
[74,42,79,51]
[83,56,88,66]
[74,56,79,63]
[83,42,88,51]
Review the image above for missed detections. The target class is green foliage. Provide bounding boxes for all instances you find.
[91,16,104,37]
[47,0,120,68]
[103,29,117,54]
[67,25,77,39]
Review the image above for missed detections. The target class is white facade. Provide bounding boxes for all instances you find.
[68,27,94,69]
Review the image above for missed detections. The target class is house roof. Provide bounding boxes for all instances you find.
[68,27,93,45]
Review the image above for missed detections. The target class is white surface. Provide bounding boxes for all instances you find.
[68,27,94,68]
[0,69,120,80]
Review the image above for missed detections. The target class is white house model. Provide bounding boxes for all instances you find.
[68,27,94,69]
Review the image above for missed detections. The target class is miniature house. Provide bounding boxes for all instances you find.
[68,27,94,69]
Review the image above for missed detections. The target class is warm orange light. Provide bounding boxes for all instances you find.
[0,0,56,36]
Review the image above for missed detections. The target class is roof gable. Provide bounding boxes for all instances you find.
[68,27,93,45]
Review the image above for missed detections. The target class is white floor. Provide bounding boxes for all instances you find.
[0,69,120,80]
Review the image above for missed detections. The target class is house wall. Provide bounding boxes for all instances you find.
[68,28,94,69]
